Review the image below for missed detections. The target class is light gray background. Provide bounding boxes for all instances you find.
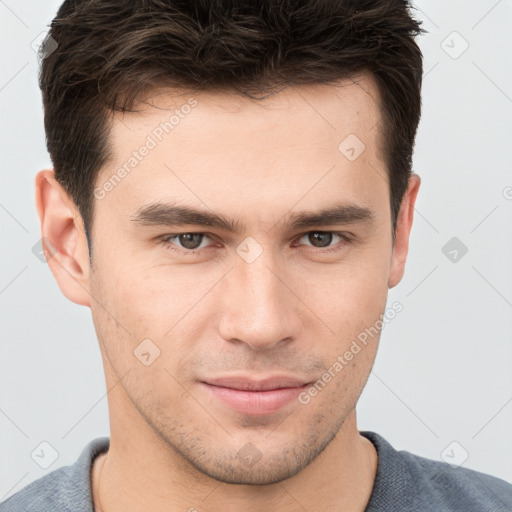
[1,0,511,500]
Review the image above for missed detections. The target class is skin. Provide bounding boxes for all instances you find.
[35,72,420,511]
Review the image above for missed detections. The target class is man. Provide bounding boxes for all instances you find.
[1,0,511,511]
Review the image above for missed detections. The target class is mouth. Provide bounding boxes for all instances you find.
[199,375,311,415]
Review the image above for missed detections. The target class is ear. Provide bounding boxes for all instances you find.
[388,173,421,289]
[35,169,92,306]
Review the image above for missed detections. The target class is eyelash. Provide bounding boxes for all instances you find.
[158,231,352,256]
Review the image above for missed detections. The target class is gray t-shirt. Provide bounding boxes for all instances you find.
[1,431,511,511]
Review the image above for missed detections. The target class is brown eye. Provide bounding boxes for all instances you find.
[307,232,334,248]
[176,233,205,250]
[160,232,213,253]
[295,231,349,252]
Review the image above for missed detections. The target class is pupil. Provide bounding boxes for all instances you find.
[310,232,332,248]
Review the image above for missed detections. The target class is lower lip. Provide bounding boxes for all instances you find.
[201,382,309,415]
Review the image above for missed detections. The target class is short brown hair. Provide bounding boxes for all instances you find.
[39,0,424,256]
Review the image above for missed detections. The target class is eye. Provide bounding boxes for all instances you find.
[293,231,351,252]
[160,233,214,253]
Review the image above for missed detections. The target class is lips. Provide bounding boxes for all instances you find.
[200,375,311,415]
[203,375,309,391]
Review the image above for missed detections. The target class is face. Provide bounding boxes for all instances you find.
[43,74,417,485]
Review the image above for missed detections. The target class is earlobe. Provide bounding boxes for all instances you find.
[35,169,92,306]
[388,173,421,289]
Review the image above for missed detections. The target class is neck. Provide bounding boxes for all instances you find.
[91,412,377,512]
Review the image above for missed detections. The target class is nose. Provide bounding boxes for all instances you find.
[217,248,302,352]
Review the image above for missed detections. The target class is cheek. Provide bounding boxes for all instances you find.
[89,283,193,409]
[298,254,388,388]
[298,255,389,331]
[89,264,209,393]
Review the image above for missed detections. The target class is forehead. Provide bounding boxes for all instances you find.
[108,73,382,158]
[95,74,387,227]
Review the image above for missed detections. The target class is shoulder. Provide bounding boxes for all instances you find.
[362,431,512,512]
[401,447,512,511]
[0,466,79,512]
[0,437,110,512]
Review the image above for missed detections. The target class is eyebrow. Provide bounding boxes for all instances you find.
[130,201,375,233]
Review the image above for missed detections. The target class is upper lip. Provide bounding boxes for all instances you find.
[202,375,310,391]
